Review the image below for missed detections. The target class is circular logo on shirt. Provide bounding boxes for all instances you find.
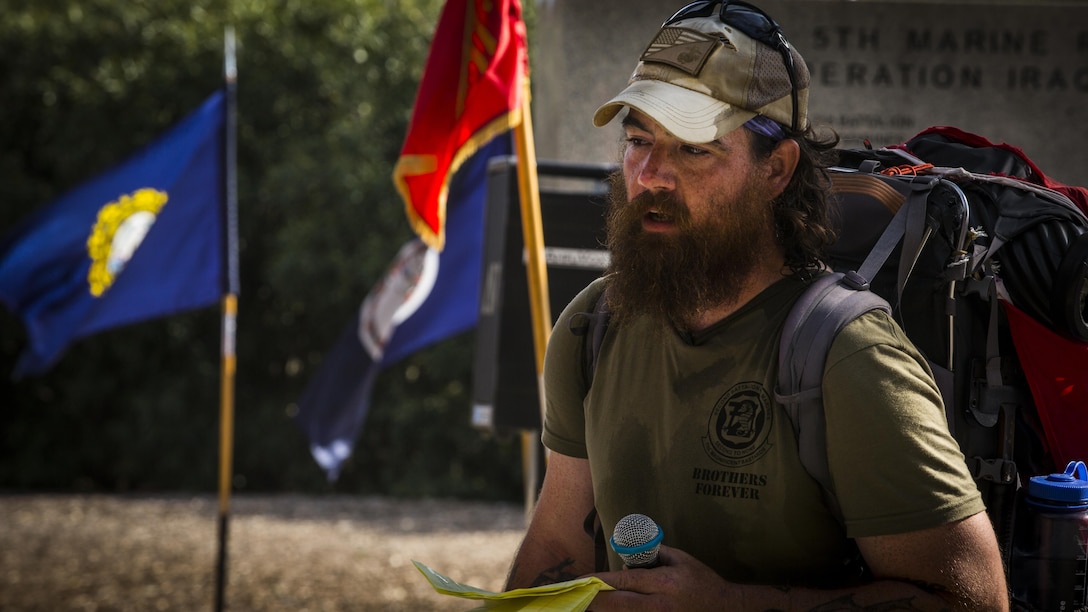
[702,381,773,467]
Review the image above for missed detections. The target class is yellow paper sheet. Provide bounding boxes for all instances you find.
[413,560,613,612]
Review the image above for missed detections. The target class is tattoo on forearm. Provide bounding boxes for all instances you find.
[531,557,578,587]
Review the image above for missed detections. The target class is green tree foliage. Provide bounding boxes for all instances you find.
[0,0,525,501]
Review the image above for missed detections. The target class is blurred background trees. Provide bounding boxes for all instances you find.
[0,0,525,500]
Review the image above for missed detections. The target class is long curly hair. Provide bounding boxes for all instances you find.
[749,125,841,279]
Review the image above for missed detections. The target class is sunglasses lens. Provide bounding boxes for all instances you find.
[663,1,717,26]
[722,5,777,42]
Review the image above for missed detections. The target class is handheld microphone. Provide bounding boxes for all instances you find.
[609,513,664,569]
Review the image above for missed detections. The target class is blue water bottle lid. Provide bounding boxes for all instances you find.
[1028,461,1088,508]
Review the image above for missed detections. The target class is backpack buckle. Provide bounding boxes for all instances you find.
[968,456,1017,484]
[841,270,870,291]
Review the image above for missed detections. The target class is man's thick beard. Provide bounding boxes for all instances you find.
[603,172,779,330]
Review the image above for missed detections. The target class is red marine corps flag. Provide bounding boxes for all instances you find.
[393,0,527,250]
[296,0,529,480]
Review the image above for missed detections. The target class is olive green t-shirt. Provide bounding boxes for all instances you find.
[542,275,984,586]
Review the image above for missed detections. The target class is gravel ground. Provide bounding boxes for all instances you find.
[0,494,528,611]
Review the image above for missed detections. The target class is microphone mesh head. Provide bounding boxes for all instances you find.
[611,513,662,568]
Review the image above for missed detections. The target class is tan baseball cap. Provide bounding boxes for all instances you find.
[593,12,810,143]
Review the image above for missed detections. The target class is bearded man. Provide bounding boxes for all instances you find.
[503,2,1008,610]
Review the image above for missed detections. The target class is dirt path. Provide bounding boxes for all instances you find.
[0,494,527,611]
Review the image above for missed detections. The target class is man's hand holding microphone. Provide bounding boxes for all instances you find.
[591,513,736,611]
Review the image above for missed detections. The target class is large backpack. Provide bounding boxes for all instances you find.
[575,126,1088,566]
[818,128,1088,549]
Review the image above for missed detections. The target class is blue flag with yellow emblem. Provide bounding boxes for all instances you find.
[0,91,226,378]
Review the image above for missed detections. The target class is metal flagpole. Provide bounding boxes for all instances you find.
[215,25,240,612]
[512,78,550,515]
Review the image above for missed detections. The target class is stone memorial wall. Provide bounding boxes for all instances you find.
[532,0,1088,185]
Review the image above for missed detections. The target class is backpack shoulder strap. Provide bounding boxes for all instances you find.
[568,285,611,389]
[587,288,611,386]
[568,284,611,571]
[775,273,892,521]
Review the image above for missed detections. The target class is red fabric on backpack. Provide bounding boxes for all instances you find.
[1003,300,1088,470]
[908,126,1088,215]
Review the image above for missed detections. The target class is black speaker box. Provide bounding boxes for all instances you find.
[472,157,615,431]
